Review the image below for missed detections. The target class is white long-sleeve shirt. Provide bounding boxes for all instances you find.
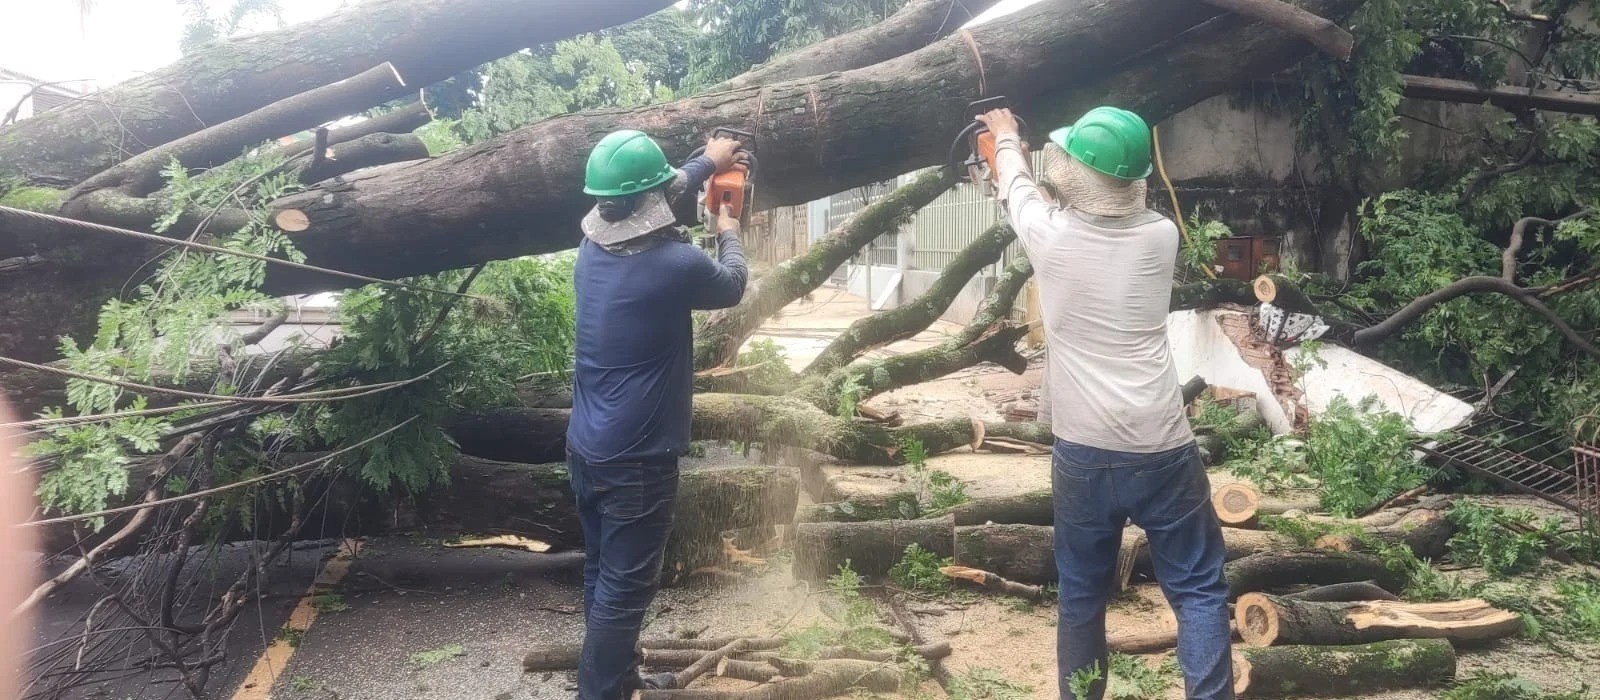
[994,134,1193,453]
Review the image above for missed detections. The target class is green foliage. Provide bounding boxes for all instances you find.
[415,119,466,156]
[459,37,656,143]
[1551,577,1600,643]
[1227,396,1428,517]
[1445,499,1561,577]
[949,666,1034,700]
[1066,661,1103,700]
[1107,653,1179,700]
[1443,671,1591,700]
[1181,212,1231,275]
[836,374,866,419]
[408,643,465,669]
[301,256,575,493]
[900,436,969,513]
[685,0,908,87]
[276,624,305,648]
[783,562,895,657]
[288,676,318,692]
[733,338,792,388]
[31,151,300,519]
[888,543,952,593]
[178,0,284,54]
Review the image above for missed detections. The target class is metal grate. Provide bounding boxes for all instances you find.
[1576,444,1600,526]
[1417,412,1581,513]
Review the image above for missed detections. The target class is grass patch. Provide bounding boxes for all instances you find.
[275,625,305,648]
[1107,653,1179,699]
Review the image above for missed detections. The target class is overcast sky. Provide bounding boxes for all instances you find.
[2,0,1044,87]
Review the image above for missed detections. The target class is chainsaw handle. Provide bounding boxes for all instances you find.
[947,116,1028,181]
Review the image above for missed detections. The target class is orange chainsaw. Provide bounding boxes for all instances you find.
[688,128,757,246]
[949,96,1028,197]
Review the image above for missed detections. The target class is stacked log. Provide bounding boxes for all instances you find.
[1234,594,1521,647]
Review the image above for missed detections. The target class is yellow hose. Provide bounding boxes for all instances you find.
[1152,125,1216,280]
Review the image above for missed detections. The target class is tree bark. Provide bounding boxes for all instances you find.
[1232,639,1456,697]
[1224,550,1406,600]
[940,565,1047,600]
[709,0,1004,92]
[35,456,798,587]
[1310,508,1456,560]
[1234,593,1522,647]
[792,515,954,582]
[522,637,786,673]
[295,132,430,184]
[0,0,677,188]
[1281,580,1400,603]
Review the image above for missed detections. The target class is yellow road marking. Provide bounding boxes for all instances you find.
[229,539,359,700]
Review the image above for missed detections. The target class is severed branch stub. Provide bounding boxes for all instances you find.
[941,565,1046,600]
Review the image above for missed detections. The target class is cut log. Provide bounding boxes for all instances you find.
[635,659,900,699]
[1281,580,1400,603]
[1225,550,1406,600]
[1232,639,1456,697]
[1311,508,1455,560]
[1235,593,1521,647]
[937,490,1053,526]
[954,524,1059,585]
[792,516,954,582]
[1213,483,1262,528]
[1134,527,1296,576]
[940,565,1047,601]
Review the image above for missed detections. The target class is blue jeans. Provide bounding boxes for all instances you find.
[568,453,679,700]
[1053,440,1232,700]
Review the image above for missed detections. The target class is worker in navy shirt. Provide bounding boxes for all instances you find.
[567,130,747,700]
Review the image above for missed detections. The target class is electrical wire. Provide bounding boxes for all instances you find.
[1151,125,1217,280]
[0,354,449,405]
[0,205,481,300]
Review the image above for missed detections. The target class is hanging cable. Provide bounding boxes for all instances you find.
[0,205,483,299]
[0,354,449,405]
[1151,126,1217,280]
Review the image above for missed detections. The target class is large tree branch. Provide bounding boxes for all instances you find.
[1503,208,1592,282]
[709,0,1004,92]
[293,132,430,184]
[68,64,408,198]
[804,222,1014,375]
[694,170,956,369]
[1351,276,1600,359]
[254,0,1248,294]
[1199,0,1353,60]
[0,0,677,188]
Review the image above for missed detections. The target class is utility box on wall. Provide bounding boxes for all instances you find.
[1214,236,1281,281]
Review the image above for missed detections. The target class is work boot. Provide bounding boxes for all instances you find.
[622,669,676,693]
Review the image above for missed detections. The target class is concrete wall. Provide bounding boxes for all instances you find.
[842,264,996,322]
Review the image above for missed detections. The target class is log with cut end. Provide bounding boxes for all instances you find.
[941,565,1047,600]
[1225,550,1405,600]
[1235,593,1521,647]
[716,658,778,682]
[792,516,955,581]
[1107,623,1242,654]
[1232,639,1456,697]
[635,659,900,699]
[938,490,1054,526]
[1213,483,1262,528]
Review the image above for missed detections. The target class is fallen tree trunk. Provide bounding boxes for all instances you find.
[1232,639,1456,697]
[953,524,1062,585]
[36,456,798,586]
[1310,508,1455,560]
[0,0,679,188]
[1225,550,1406,600]
[1234,593,1522,647]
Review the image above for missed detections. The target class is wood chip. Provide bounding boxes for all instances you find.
[444,535,551,553]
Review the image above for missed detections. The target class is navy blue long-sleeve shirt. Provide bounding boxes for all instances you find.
[566,157,748,465]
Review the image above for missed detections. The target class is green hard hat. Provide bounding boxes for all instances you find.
[583,130,675,196]
[1047,106,1153,181]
